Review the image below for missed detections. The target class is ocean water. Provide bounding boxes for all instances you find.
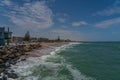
[10,42,120,80]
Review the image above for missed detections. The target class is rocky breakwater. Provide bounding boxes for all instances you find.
[0,42,41,80]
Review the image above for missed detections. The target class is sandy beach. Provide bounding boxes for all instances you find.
[24,42,69,58]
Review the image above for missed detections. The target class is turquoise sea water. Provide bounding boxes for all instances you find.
[14,42,120,80]
[58,42,120,80]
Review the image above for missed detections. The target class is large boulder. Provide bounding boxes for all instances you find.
[0,59,3,64]
[0,68,5,74]
[7,73,18,79]
[23,45,31,52]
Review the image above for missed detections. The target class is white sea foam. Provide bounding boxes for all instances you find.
[9,42,94,80]
[66,65,94,80]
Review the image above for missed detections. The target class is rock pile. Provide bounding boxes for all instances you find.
[0,42,41,79]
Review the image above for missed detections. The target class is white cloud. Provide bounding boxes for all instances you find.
[94,17,120,28]
[72,21,88,27]
[1,0,12,6]
[0,0,53,29]
[95,7,120,16]
[52,29,72,34]
[61,25,68,28]
[94,0,120,16]
[58,18,66,23]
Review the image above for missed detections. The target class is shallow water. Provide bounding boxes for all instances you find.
[59,42,120,80]
[10,42,120,80]
[10,43,93,80]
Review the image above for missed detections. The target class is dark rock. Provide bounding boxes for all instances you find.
[0,42,42,79]
[0,68,5,74]
[5,62,10,68]
[0,73,7,80]
[7,73,18,79]
[0,59,3,64]
[0,63,6,68]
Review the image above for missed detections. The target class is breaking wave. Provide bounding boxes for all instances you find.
[9,42,95,80]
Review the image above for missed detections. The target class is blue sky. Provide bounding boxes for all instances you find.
[0,0,120,41]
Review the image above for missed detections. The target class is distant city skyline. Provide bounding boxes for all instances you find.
[0,0,120,41]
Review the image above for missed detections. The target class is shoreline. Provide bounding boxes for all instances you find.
[25,42,69,58]
[9,42,70,80]
[10,42,95,80]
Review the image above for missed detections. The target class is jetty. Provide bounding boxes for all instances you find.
[0,42,41,79]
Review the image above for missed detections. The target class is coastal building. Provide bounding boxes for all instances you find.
[0,27,12,46]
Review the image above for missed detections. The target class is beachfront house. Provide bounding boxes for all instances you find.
[0,27,12,46]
